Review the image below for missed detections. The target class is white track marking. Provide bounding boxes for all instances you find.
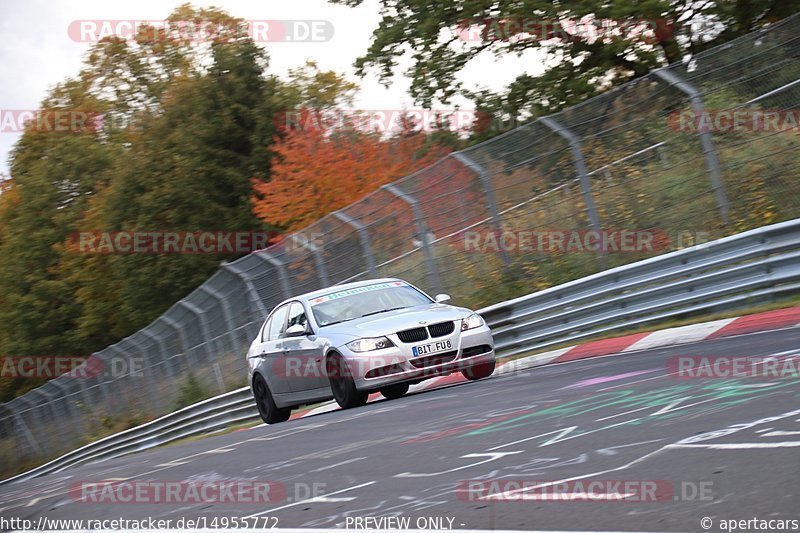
[622,318,737,352]
[243,481,376,518]
[310,457,366,472]
[395,452,523,478]
[668,442,800,449]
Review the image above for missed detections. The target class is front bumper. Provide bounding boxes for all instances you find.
[339,325,496,391]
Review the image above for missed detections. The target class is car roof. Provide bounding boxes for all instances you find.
[275,278,409,308]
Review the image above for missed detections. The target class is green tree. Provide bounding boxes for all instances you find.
[0,5,289,396]
[332,0,800,134]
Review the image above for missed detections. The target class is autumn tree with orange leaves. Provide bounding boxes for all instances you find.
[251,111,453,233]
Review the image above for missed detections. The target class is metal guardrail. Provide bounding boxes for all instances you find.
[3,219,799,486]
[482,218,800,357]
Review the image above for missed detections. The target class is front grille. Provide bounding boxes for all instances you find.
[397,327,429,343]
[428,321,455,337]
[462,344,492,357]
[410,350,458,368]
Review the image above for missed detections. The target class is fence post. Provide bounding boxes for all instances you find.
[452,152,511,267]
[653,68,730,225]
[74,373,93,415]
[254,252,293,299]
[222,262,269,322]
[48,379,77,440]
[9,399,43,456]
[125,338,163,413]
[291,234,330,288]
[160,315,195,385]
[540,116,602,232]
[176,302,226,393]
[27,390,57,452]
[383,184,443,294]
[199,285,242,355]
[333,210,379,277]
[141,329,177,382]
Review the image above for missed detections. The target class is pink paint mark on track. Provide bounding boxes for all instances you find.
[561,368,659,389]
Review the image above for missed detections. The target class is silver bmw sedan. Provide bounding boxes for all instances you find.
[247,278,496,423]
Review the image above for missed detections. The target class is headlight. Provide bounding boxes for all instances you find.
[346,336,395,352]
[461,313,484,331]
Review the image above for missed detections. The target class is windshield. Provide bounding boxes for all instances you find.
[309,282,433,326]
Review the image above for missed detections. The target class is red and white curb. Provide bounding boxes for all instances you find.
[292,307,800,420]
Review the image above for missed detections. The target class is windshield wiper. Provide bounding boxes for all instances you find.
[359,307,408,319]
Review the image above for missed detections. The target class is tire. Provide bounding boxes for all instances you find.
[462,360,496,381]
[252,374,292,424]
[380,382,410,400]
[327,354,369,409]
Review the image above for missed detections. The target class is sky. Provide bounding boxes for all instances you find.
[0,0,547,176]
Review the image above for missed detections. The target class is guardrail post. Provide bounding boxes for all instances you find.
[177,302,227,394]
[199,285,243,355]
[291,234,330,288]
[254,252,293,299]
[654,68,730,225]
[452,152,511,267]
[333,210,379,277]
[383,184,443,294]
[222,262,269,321]
[540,116,602,232]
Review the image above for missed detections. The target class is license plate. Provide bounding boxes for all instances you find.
[412,339,453,357]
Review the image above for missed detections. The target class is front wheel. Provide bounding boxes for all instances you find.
[380,382,409,400]
[462,360,496,381]
[253,374,292,424]
[328,354,369,409]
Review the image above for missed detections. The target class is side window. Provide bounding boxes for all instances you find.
[287,302,308,331]
[268,305,289,340]
[260,317,272,342]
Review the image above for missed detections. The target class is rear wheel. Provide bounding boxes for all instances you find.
[462,360,496,381]
[380,382,409,400]
[253,374,292,424]
[328,354,369,409]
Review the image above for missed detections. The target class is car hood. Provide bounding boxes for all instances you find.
[318,303,472,340]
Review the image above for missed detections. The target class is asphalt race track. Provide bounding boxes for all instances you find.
[2,327,799,532]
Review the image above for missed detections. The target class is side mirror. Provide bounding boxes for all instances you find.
[285,324,307,337]
[434,293,451,304]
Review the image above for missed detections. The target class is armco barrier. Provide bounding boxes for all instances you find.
[3,219,799,485]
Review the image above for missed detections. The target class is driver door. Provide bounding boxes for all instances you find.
[282,301,328,392]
